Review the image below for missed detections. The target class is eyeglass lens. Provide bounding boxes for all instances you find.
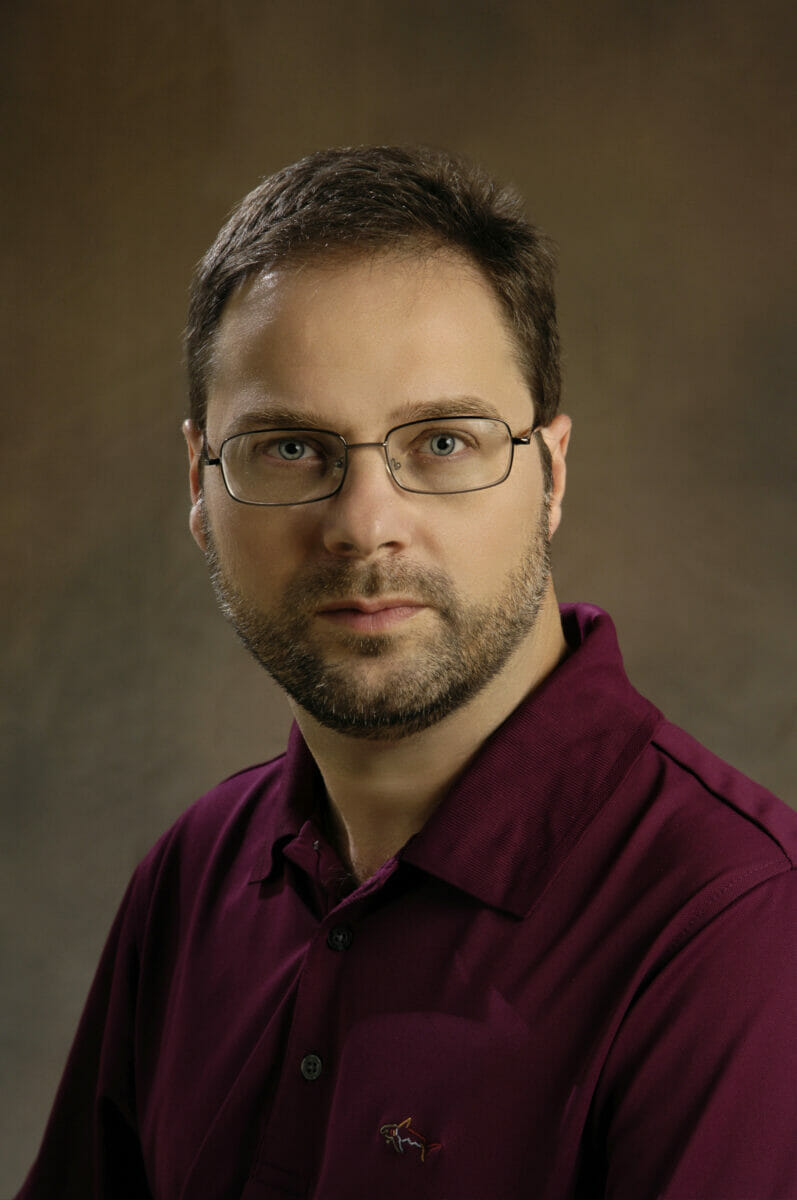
[220,417,515,504]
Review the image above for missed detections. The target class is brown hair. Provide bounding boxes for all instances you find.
[186,145,561,430]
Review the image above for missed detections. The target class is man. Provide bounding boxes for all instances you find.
[18,147,797,1199]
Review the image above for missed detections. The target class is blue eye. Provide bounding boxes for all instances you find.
[429,433,458,456]
[275,438,315,461]
[247,435,325,462]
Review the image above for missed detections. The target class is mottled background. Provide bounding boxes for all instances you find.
[2,0,795,1190]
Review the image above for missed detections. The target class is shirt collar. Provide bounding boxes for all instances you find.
[248,723,327,883]
[250,604,661,915]
[400,603,661,916]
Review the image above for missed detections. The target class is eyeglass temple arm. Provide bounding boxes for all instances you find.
[512,423,540,446]
[201,435,222,467]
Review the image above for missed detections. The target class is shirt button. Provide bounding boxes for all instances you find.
[300,1053,323,1081]
[326,925,353,952]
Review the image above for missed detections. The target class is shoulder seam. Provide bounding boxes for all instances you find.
[649,730,795,867]
[673,858,792,954]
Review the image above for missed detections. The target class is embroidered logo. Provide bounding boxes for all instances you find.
[379,1116,441,1162]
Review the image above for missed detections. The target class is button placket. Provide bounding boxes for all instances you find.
[251,895,380,1184]
[300,1053,323,1081]
[326,925,354,951]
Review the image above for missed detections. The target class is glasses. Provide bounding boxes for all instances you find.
[202,415,536,507]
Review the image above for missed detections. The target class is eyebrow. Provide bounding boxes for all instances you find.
[393,396,505,423]
[223,405,330,437]
[222,395,506,439]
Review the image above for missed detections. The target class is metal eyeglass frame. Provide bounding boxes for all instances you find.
[201,416,539,506]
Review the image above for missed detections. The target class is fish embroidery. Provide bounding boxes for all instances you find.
[379,1116,441,1162]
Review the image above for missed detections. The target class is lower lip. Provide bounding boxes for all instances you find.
[317,605,425,633]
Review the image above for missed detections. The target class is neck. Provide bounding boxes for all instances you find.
[290,587,568,882]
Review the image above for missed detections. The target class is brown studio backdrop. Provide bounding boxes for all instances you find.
[2,0,795,1191]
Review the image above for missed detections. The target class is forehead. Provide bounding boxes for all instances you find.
[206,250,532,436]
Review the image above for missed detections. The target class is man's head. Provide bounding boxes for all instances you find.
[186,145,561,435]
[183,149,571,740]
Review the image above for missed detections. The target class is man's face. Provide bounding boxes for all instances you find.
[185,251,568,739]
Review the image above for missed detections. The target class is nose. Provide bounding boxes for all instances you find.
[320,442,414,560]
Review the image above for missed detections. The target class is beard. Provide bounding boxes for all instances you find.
[202,499,552,741]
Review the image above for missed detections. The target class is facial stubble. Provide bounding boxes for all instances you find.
[201,496,552,740]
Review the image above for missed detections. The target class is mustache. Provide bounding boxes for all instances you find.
[282,559,457,611]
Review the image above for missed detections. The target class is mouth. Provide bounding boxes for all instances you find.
[315,597,428,633]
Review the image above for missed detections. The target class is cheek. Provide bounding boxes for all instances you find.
[471,529,529,591]
[438,494,539,595]
[205,496,303,591]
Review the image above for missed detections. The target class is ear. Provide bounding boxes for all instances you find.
[539,413,572,539]
[182,419,208,552]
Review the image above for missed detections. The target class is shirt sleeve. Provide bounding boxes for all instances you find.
[596,868,797,1200]
[15,870,153,1200]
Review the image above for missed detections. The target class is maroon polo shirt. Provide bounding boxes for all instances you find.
[17,605,797,1200]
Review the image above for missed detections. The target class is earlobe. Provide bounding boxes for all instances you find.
[183,419,208,552]
[540,414,572,539]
